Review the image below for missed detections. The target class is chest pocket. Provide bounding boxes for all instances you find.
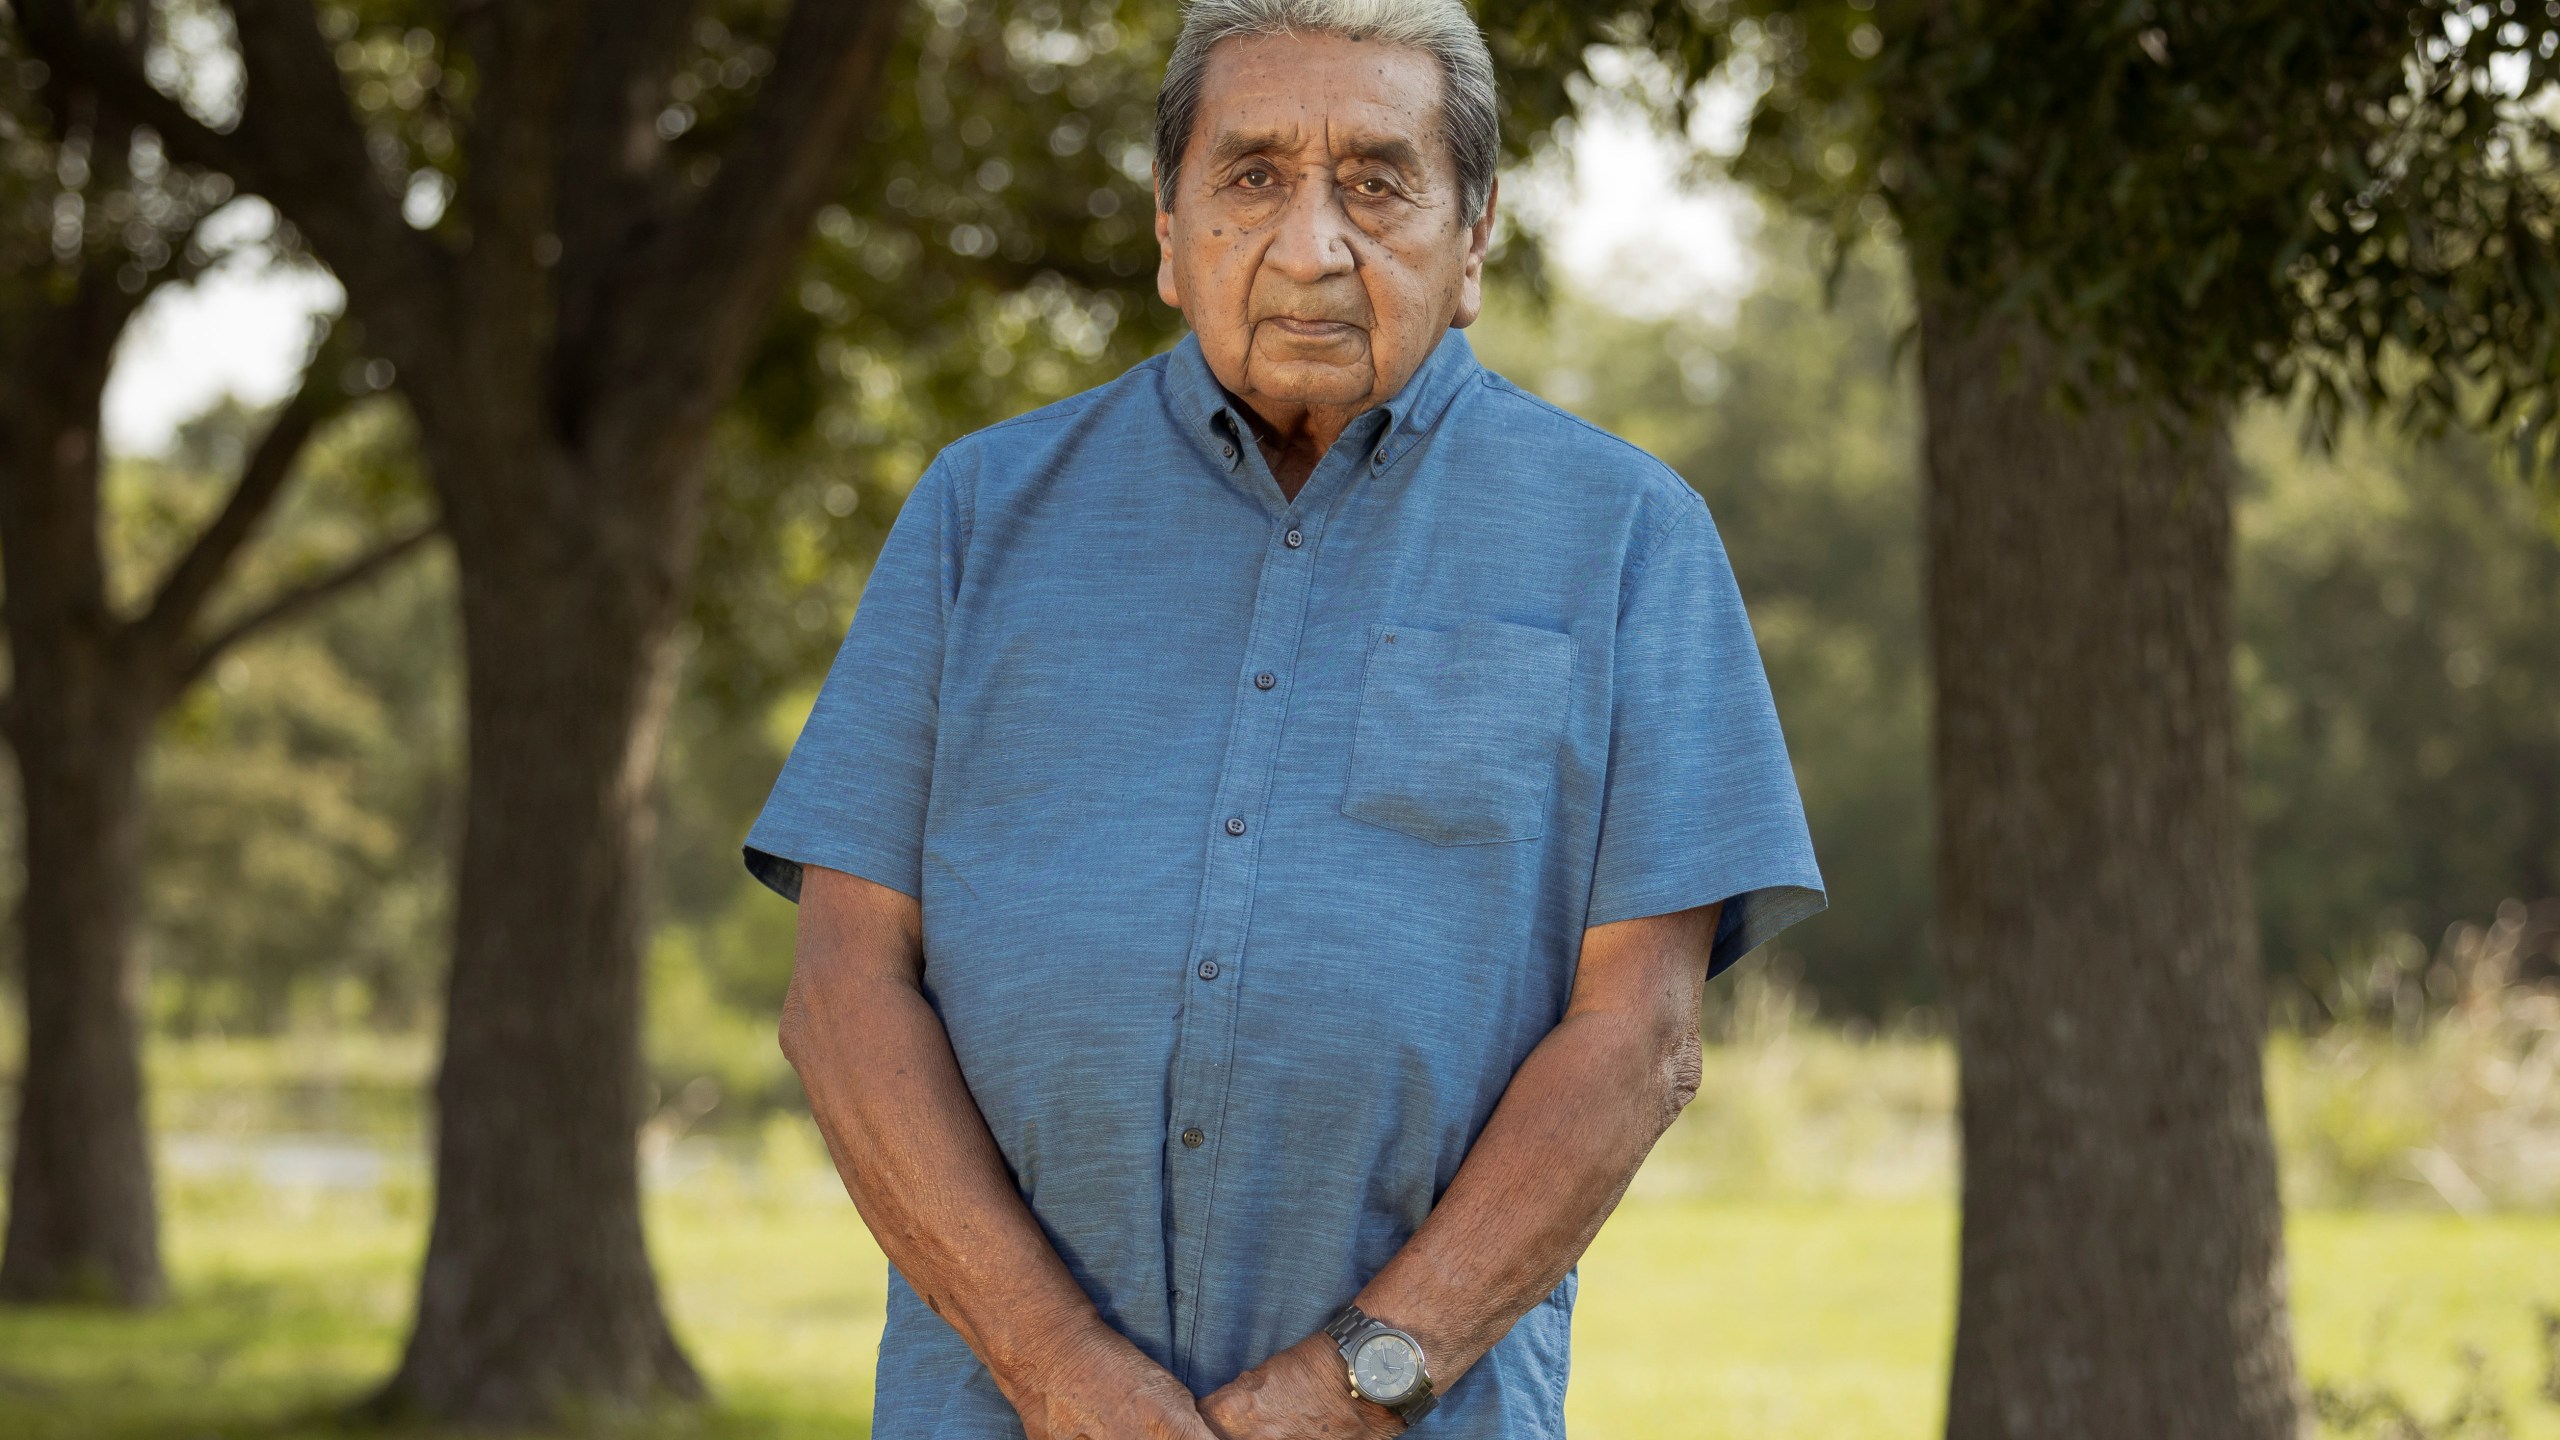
[1341,619,1575,846]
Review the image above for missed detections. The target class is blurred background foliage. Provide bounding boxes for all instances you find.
[118,399,452,1038]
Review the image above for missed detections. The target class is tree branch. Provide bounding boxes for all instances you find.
[552,0,698,244]
[549,0,699,372]
[130,371,340,658]
[171,522,440,690]
[18,0,451,364]
[593,0,904,438]
[443,0,591,338]
[220,0,448,339]
[150,199,247,294]
[0,239,146,653]
[14,0,259,182]
[674,0,905,297]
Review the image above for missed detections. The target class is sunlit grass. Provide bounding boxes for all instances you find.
[7,963,2557,1438]
[1572,1204,2560,1440]
[1568,1201,1955,1438]
[5,1156,2557,1440]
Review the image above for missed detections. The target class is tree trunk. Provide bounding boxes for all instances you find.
[1921,298,2304,1440]
[371,439,702,1420]
[0,674,161,1306]
[0,325,165,1307]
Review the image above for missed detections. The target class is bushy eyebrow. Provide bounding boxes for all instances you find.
[1338,135,1426,176]
[1203,127,1429,180]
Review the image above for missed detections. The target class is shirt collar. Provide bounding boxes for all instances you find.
[1163,324,1483,477]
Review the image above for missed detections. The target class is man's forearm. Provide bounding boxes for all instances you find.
[782,963,1097,1378]
[773,871,1157,1404]
[1352,1010,1695,1386]
[1354,903,1720,1392]
[1197,908,1719,1440]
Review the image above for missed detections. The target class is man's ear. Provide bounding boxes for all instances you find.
[1450,175,1498,329]
[1154,163,1182,309]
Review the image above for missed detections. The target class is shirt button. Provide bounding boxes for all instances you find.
[1254,671,1276,690]
[1283,528,1303,548]
[1372,448,1388,468]
[1224,815,1247,836]
[1221,442,1236,460]
[1181,1127,1206,1149]
[1198,959,1221,980]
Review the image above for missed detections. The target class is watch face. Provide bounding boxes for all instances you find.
[1351,1332,1421,1402]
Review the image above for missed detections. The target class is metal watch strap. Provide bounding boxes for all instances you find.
[1388,1382,1439,1425]
[1322,1303,1439,1425]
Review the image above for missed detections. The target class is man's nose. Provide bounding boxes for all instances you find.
[1261,175,1357,284]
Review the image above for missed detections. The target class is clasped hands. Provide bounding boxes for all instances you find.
[1007,1316,1408,1440]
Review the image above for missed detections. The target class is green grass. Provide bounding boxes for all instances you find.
[8,1000,2556,1437]
[1569,1201,1956,1437]
[1570,1204,2560,1440]
[5,1174,2556,1440]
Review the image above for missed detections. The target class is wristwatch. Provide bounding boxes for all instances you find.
[1323,1303,1438,1425]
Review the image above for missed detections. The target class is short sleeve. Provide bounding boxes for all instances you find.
[1584,496,1828,977]
[741,453,966,904]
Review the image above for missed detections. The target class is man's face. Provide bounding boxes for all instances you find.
[1155,30,1496,422]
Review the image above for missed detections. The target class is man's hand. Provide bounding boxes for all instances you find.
[1004,1321,1222,1440]
[1197,1331,1404,1440]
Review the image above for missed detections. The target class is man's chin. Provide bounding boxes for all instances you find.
[1241,355,1377,410]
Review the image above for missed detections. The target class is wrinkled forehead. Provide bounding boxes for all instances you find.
[1189,30,1451,175]
[1201,122,1430,180]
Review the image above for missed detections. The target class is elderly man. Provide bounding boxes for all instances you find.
[748,1,1825,1435]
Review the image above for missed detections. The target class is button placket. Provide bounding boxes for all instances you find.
[1161,497,1336,1375]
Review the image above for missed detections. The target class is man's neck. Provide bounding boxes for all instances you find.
[1230,395,1361,502]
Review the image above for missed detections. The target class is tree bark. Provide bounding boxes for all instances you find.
[0,634,161,1307]
[1921,297,2305,1440]
[368,436,704,1419]
[0,267,167,1305]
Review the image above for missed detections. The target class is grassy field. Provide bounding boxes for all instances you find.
[3,1150,2557,1440]
[6,978,2556,1439]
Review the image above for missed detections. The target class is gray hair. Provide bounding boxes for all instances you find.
[1152,0,1500,226]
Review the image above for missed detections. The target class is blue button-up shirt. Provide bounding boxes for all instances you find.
[744,325,1825,1437]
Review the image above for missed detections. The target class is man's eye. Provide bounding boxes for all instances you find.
[1354,177,1393,197]
[1237,167,1273,188]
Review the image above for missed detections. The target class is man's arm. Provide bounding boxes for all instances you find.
[779,863,1219,1440]
[1198,902,1723,1438]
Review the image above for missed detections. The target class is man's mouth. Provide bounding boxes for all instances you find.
[1263,316,1360,339]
